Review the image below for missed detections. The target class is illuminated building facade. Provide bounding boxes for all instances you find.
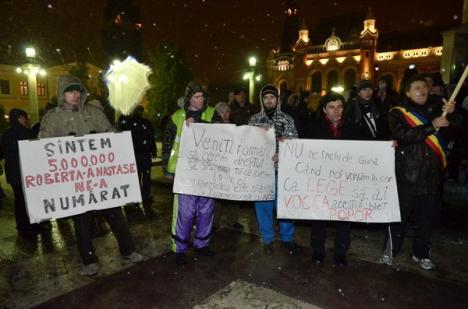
[267,8,443,108]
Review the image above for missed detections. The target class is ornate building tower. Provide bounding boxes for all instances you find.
[359,8,379,81]
[102,0,143,62]
[280,0,301,53]
[297,20,310,46]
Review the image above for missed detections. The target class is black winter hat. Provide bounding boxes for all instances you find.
[357,80,374,92]
[260,84,278,99]
[233,87,246,95]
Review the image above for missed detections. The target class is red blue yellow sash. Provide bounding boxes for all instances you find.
[392,106,447,169]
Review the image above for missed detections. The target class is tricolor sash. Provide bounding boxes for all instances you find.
[392,106,447,169]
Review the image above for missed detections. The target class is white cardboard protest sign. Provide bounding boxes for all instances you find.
[19,132,142,223]
[278,139,401,223]
[173,123,276,200]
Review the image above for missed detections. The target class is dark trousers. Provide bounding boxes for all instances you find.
[136,153,152,202]
[311,221,351,256]
[73,207,136,265]
[11,183,34,231]
[384,194,437,259]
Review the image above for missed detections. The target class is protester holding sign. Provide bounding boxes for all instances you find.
[38,75,143,276]
[307,92,351,267]
[380,75,458,270]
[162,81,217,265]
[248,84,298,255]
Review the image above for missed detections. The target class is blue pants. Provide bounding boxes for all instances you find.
[254,176,295,244]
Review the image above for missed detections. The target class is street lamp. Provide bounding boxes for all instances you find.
[244,56,261,103]
[16,47,45,124]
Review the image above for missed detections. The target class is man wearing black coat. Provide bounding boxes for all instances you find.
[307,92,351,267]
[1,108,43,233]
[344,80,388,140]
[117,105,156,207]
[379,75,458,270]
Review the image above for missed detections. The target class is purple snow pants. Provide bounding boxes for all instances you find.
[171,194,215,253]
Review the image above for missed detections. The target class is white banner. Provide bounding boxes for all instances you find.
[278,139,401,223]
[173,123,276,200]
[19,132,142,223]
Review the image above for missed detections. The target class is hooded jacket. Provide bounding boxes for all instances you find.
[161,82,215,174]
[38,76,114,138]
[1,109,35,184]
[248,85,298,145]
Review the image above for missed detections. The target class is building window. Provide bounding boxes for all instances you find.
[37,82,46,96]
[0,80,10,95]
[311,72,322,93]
[344,69,357,91]
[327,70,339,91]
[20,81,28,95]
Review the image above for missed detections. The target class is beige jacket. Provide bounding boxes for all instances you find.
[38,75,114,138]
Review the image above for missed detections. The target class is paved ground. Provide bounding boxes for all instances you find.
[1,166,468,308]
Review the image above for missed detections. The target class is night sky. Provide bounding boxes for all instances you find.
[0,0,463,85]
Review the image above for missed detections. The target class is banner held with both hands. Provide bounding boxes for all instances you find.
[277,139,401,223]
[173,123,276,201]
[19,132,142,223]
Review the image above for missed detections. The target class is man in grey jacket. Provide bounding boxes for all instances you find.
[39,75,143,276]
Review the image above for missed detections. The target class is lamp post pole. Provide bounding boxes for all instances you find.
[25,64,39,124]
[17,47,46,124]
[243,57,261,104]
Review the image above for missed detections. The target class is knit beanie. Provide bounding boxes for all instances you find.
[260,84,278,99]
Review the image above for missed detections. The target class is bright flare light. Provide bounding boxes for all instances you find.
[25,47,36,58]
[248,57,257,67]
[331,86,344,93]
[105,56,152,115]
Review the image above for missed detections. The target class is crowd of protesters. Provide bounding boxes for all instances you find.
[0,68,466,276]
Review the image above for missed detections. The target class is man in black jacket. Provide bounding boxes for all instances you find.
[229,87,258,126]
[379,75,456,270]
[307,92,351,267]
[117,105,156,208]
[344,80,388,140]
[1,109,43,234]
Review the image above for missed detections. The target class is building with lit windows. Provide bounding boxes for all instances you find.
[0,63,103,114]
[267,5,444,109]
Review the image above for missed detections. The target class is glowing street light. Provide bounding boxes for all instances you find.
[25,47,36,58]
[249,56,257,67]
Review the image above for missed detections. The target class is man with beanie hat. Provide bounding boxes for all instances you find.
[344,80,388,140]
[39,75,144,276]
[248,84,298,255]
[162,81,217,265]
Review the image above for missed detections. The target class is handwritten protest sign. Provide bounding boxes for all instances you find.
[19,132,142,223]
[278,139,401,223]
[173,123,276,200]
